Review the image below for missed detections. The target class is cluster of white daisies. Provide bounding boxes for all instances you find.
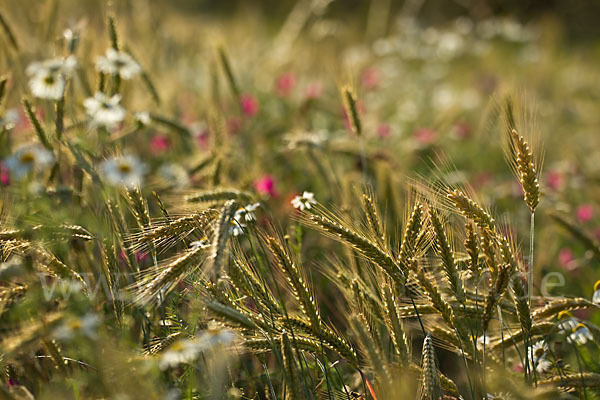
[27,47,141,130]
[7,47,159,188]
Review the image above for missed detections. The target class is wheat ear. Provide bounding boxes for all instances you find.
[308,213,404,283]
[382,285,410,365]
[361,193,385,246]
[265,236,320,331]
[429,208,464,303]
[341,85,362,137]
[398,202,425,269]
[419,333,443,400]
[209,200,236,274]
[447,189,495,232]
[280,332,302,400]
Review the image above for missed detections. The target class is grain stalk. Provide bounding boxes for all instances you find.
[419,333,443,400]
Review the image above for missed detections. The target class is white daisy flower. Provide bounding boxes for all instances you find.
[236,203,260,222]
[592,280,600,304]
[100,154,146,188]
[196,321,236,351]
[557,311,579,333]
[63,28,80,53]
[568,323,593,345]
[159,339,201,370]
[291,191,316,211]
[84,92,126,129]
[5,144,54,179]
[158,163,189,188]
[1,108,19,130]
[135,111,152,126]
[528,341,551,374]
[475,333,489,351]
[54,313,99,340]
[229,217,245,237]
[95,48,141,79]
[26,56,76,100]
[229,203,260,236]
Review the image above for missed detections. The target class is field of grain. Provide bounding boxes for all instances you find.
[1,1,600,399]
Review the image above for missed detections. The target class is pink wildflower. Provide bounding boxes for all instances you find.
[414,128,436,145]
[150,134,171,154]
[376,123,391,138]
[240,94,259,117]
[576,204,593,223]
[546,169,563,191]
[513,364,524,373]
[254,175,278,198]
[304,82,323,100]
[0,164,9,186]
[453,121,472,139]
[360,67,380,90]
[276,72,296,97]
[559,248,575,271]
[196,130,209,149]
[120,250,148,264]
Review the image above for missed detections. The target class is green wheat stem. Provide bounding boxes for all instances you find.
[529,212,535,307]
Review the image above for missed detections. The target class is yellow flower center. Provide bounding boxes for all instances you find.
[118,163,132,174]
[19,152,35,164]
[43,74,56,85]
[69,319,83,330]
[534,347,544,358]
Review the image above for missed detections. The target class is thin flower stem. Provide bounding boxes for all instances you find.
[455,327,476,400]
[572,342,589,400]
[498,304,506,369]
[359,136,368,183]
[483,330,487,396]
[529,212,535,307]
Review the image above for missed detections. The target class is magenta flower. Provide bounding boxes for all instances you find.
[559,248,575,270]
[276,72,296,97]
[120,250,148,264]
[196,130,209,149]
[377,123,391,138]
[546,170,563,191]
[513,364,524,373]
[304,82,323,100]
[360,67,380,90]
[453,121,472,139]
[254,175,278,198]
[150,134,171,154]
[240,94,259,117]
[576,204,593,223]
[136,251,148,263]
[414,128,436,145]
[0,164,9,186]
